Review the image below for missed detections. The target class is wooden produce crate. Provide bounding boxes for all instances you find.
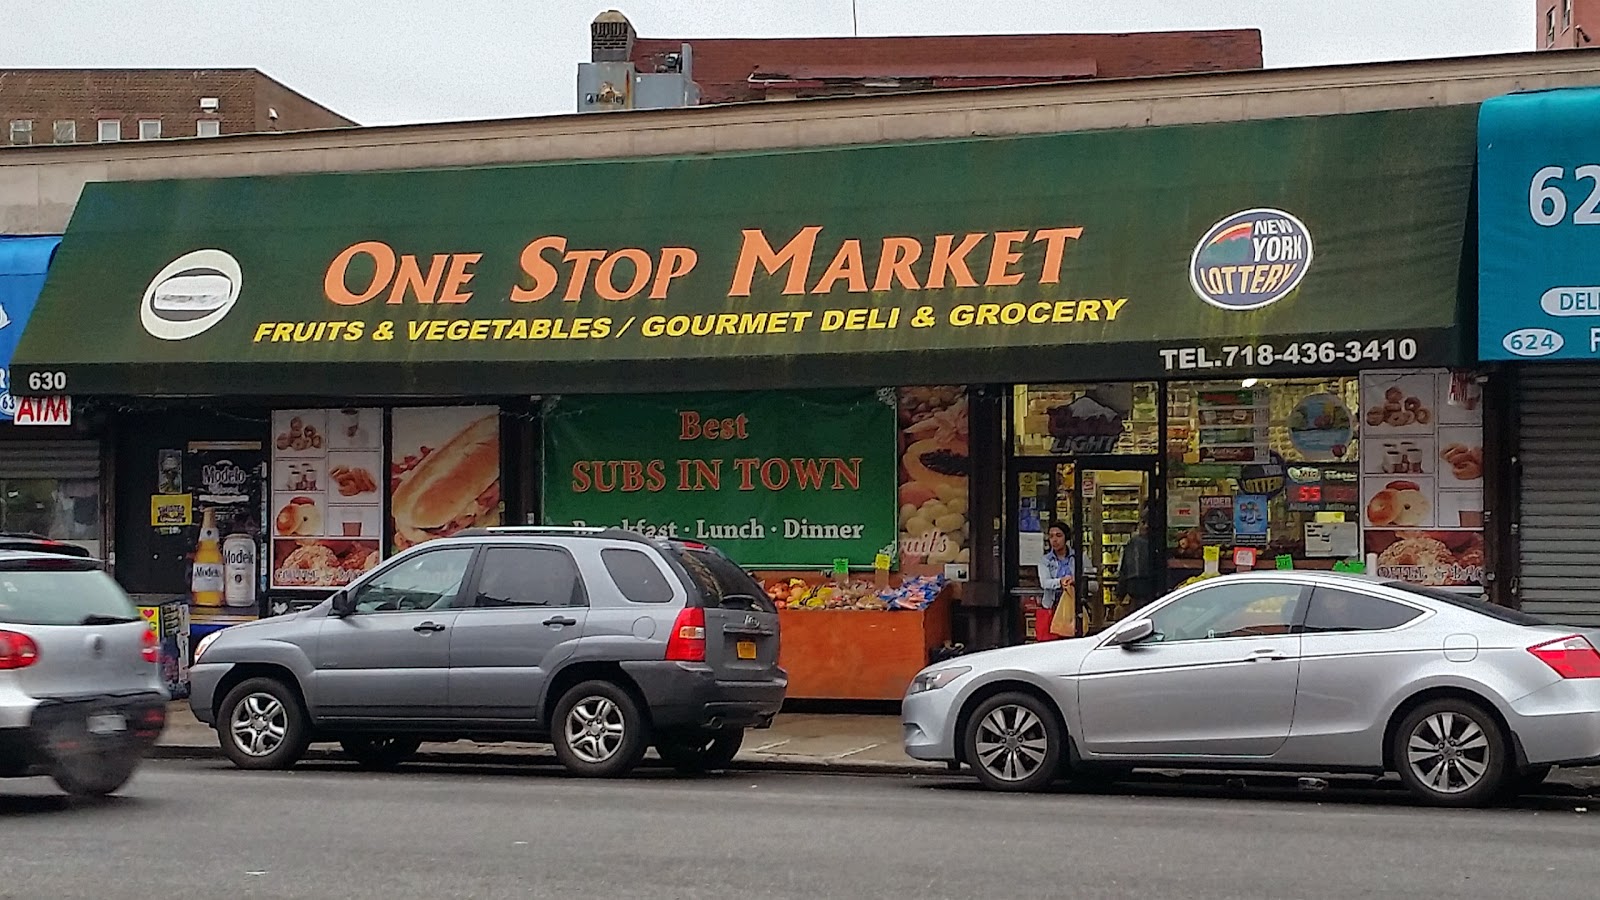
[772,583,954,701]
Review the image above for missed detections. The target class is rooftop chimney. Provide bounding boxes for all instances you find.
[591,10,636,63]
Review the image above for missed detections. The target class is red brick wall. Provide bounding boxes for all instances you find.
[1537,0,1600,48]
[0,69,353,145]
[632,31,1264,104]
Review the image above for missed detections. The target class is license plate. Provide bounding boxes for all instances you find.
[736,640,757,660]
[86,713,126,736]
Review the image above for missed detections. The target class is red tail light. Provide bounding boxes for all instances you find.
[141,628,159,664]
[665,607,706,662]
[0,631,39,670]
[1529,635,1600,678]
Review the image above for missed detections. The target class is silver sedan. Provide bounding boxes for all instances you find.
[902,571,1600,806]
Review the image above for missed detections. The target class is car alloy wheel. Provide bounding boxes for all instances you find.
[973,704,1050,784]
[1406,710,1491,795]
[1392,697,1508,808]
[564,695,627,765]
[230,692,289,758]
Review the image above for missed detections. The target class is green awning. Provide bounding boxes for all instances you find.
[13,105,1476,398]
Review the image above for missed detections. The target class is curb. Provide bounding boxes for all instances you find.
[148,743,945,778]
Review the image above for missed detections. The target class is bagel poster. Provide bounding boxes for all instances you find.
[1359,369,1485,588]
[390,407,503,551]
[541,390,896,567]
[269,409,384,589]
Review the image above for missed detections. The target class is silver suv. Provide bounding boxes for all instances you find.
[0,552,168,796]
[189,528,786,777]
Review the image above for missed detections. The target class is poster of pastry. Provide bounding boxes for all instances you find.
[1366,530,1486,588]
[1360,370,1485,589]
[898,387,968,569]
[390,407,502,551]
[270,409,383,590]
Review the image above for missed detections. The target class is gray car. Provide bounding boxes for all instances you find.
[189,528,785,778]
[0,552,168,797]
[903,571,1600,807]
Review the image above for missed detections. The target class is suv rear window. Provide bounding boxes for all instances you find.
[601,548,675,604]
[0,563,138,626]
[673,547,774,612]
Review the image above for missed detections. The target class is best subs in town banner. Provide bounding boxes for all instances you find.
[541,390,897,567]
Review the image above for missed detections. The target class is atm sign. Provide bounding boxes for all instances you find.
[14,395,72,426]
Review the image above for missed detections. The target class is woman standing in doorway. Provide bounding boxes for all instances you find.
[1036,520,1076,641]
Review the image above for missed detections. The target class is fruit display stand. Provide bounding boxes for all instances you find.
[761,571,956,702]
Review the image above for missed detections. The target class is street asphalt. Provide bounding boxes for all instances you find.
[3,759,1600,899]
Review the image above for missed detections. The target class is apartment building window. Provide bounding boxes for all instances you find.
[195,118,221,138]
[53,120,76,143]
[138,119,162,140]
[1566,0,1574,29]
[97,119,121,142]
[8,120,32,145]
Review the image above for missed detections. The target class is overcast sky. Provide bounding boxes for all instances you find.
[3,0,1531,125]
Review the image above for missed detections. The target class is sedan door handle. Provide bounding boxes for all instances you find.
[413,622,447,633]
[1246,648,1290,662]
[543,616,578,628]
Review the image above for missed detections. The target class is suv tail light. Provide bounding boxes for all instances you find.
[1528,635,1600,678]
[0,631,39,670]
[665,607,706,662]
[141,628,159,664]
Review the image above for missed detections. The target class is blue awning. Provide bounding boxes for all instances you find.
[1479,87,1600,362]
[0,235,63,421]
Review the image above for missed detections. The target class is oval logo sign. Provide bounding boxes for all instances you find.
[1539,287,1600,317]
[1502,327,1565,358]
[1189,209,1313,311]
[140,249,241,341]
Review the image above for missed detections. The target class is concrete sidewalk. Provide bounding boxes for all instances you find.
[156,702,940,774]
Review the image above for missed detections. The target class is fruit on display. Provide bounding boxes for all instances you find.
[764,578,812,609]
[762,574,948,611]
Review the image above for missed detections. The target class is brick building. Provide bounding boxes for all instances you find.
[1538,0,1599,48]
[579,9,1262,111]
[1,69,355,147]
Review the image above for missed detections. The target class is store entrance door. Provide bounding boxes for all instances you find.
[1011,461,1155,641]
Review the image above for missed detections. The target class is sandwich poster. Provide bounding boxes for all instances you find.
[390,407,503,551]
[270,409,384,590]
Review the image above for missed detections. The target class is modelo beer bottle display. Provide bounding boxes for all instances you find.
[223,532,257,610]
[191,508,225,607]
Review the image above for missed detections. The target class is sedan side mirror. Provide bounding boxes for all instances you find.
[1107,619,1154,647]
[331,590,355,617]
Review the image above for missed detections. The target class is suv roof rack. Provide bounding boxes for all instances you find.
[454,526,608,537]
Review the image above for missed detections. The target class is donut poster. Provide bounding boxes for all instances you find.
[1359,370,1484,588]
[270,409,384,590]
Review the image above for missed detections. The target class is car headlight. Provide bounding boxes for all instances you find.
[194,631,222,662]
[907,665,971,695]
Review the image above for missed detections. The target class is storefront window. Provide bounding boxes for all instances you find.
[1013,383,1159,456]
[1165,377,1360,569]
[0,477,101,555]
